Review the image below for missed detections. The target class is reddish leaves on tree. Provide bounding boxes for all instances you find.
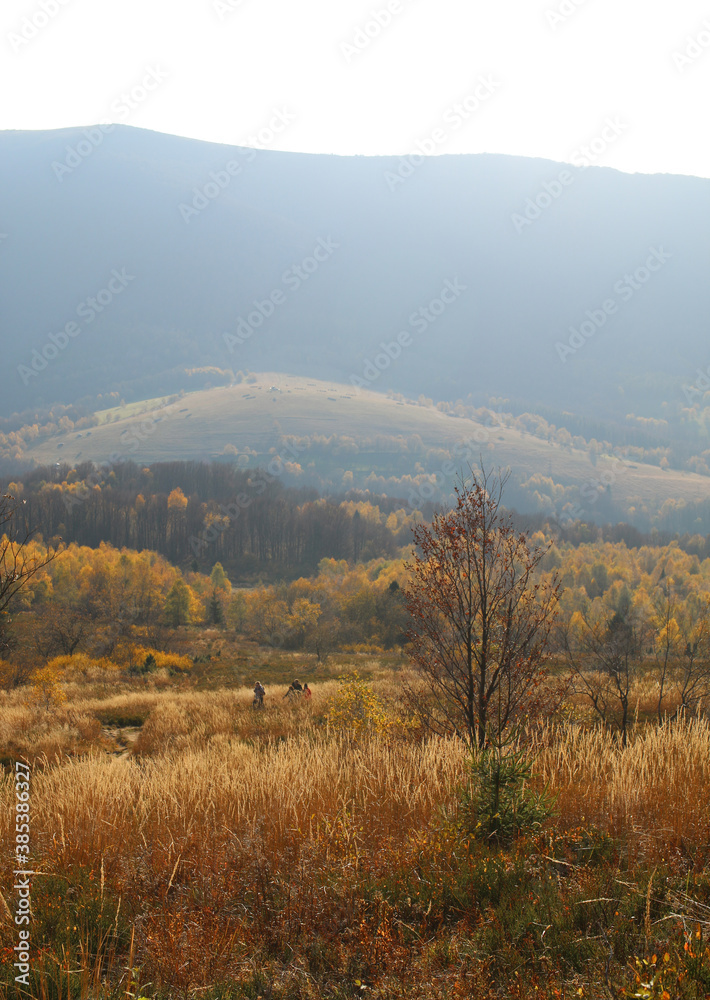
[403,467,559,747]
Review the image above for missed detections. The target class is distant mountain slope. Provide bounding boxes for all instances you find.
[1,126,709,423]
[21,374,710,525]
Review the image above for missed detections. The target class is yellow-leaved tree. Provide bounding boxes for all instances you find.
[30,662,67,711]
[1,493,58,654]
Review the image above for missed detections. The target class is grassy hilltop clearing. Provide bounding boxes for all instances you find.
[25,374,478,466]
[18,373,710,526]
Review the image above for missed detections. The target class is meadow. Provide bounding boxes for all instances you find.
[2,650,710,1000]
[17,374,710,523]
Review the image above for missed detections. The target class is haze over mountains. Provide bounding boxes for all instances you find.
[2,124,709,427]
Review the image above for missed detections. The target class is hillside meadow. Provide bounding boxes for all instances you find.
[2,649,710,1000]
[11,375,710,531]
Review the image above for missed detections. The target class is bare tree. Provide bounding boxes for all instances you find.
[0,494,57,653]
[560,587,648,746]
[403,466,559,748]
[33,604,90,658]
[652,585,676,725]
[652,586,710,720]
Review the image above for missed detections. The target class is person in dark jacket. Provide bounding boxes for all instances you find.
[284,679,303,699]
[253,681,265,708]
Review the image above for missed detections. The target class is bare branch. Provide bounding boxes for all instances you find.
[0,493,58,651]
[403,464,559,747]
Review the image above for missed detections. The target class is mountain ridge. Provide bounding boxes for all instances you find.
[2,124,708,426]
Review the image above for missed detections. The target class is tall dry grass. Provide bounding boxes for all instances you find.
[0,730,466,994]
[0,700,103,761]
[0,680,348,759]
[4,694,710,864]
[3,671,710,997]
[0,731,465,862]
[534,715,710,861]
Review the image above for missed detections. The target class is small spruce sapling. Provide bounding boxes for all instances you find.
[458,736,556,845]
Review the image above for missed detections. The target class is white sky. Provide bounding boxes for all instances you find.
[1,0,709,178]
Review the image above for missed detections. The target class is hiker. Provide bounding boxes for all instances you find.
[284,678,303,699]
[303,683,312,701]
[253,680,265,708]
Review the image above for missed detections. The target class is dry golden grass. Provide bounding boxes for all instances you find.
[132,680,347,752]
[0,668,410,759]
[0,682,279,759]
[3,665,710,998]
[0,722,467,995]
[4,665,709,859]
[0,698,102,761]
[4,692,710,876]
[534,716,710,860]
[0,731,465,863]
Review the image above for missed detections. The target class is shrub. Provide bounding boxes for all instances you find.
[124,645,192,675]
[327,672,392,736]
[457,741,556,845]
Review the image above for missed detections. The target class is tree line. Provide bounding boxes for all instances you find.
[6,461,413,578]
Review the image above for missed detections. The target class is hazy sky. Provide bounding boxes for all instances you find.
[2,0,709,178]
